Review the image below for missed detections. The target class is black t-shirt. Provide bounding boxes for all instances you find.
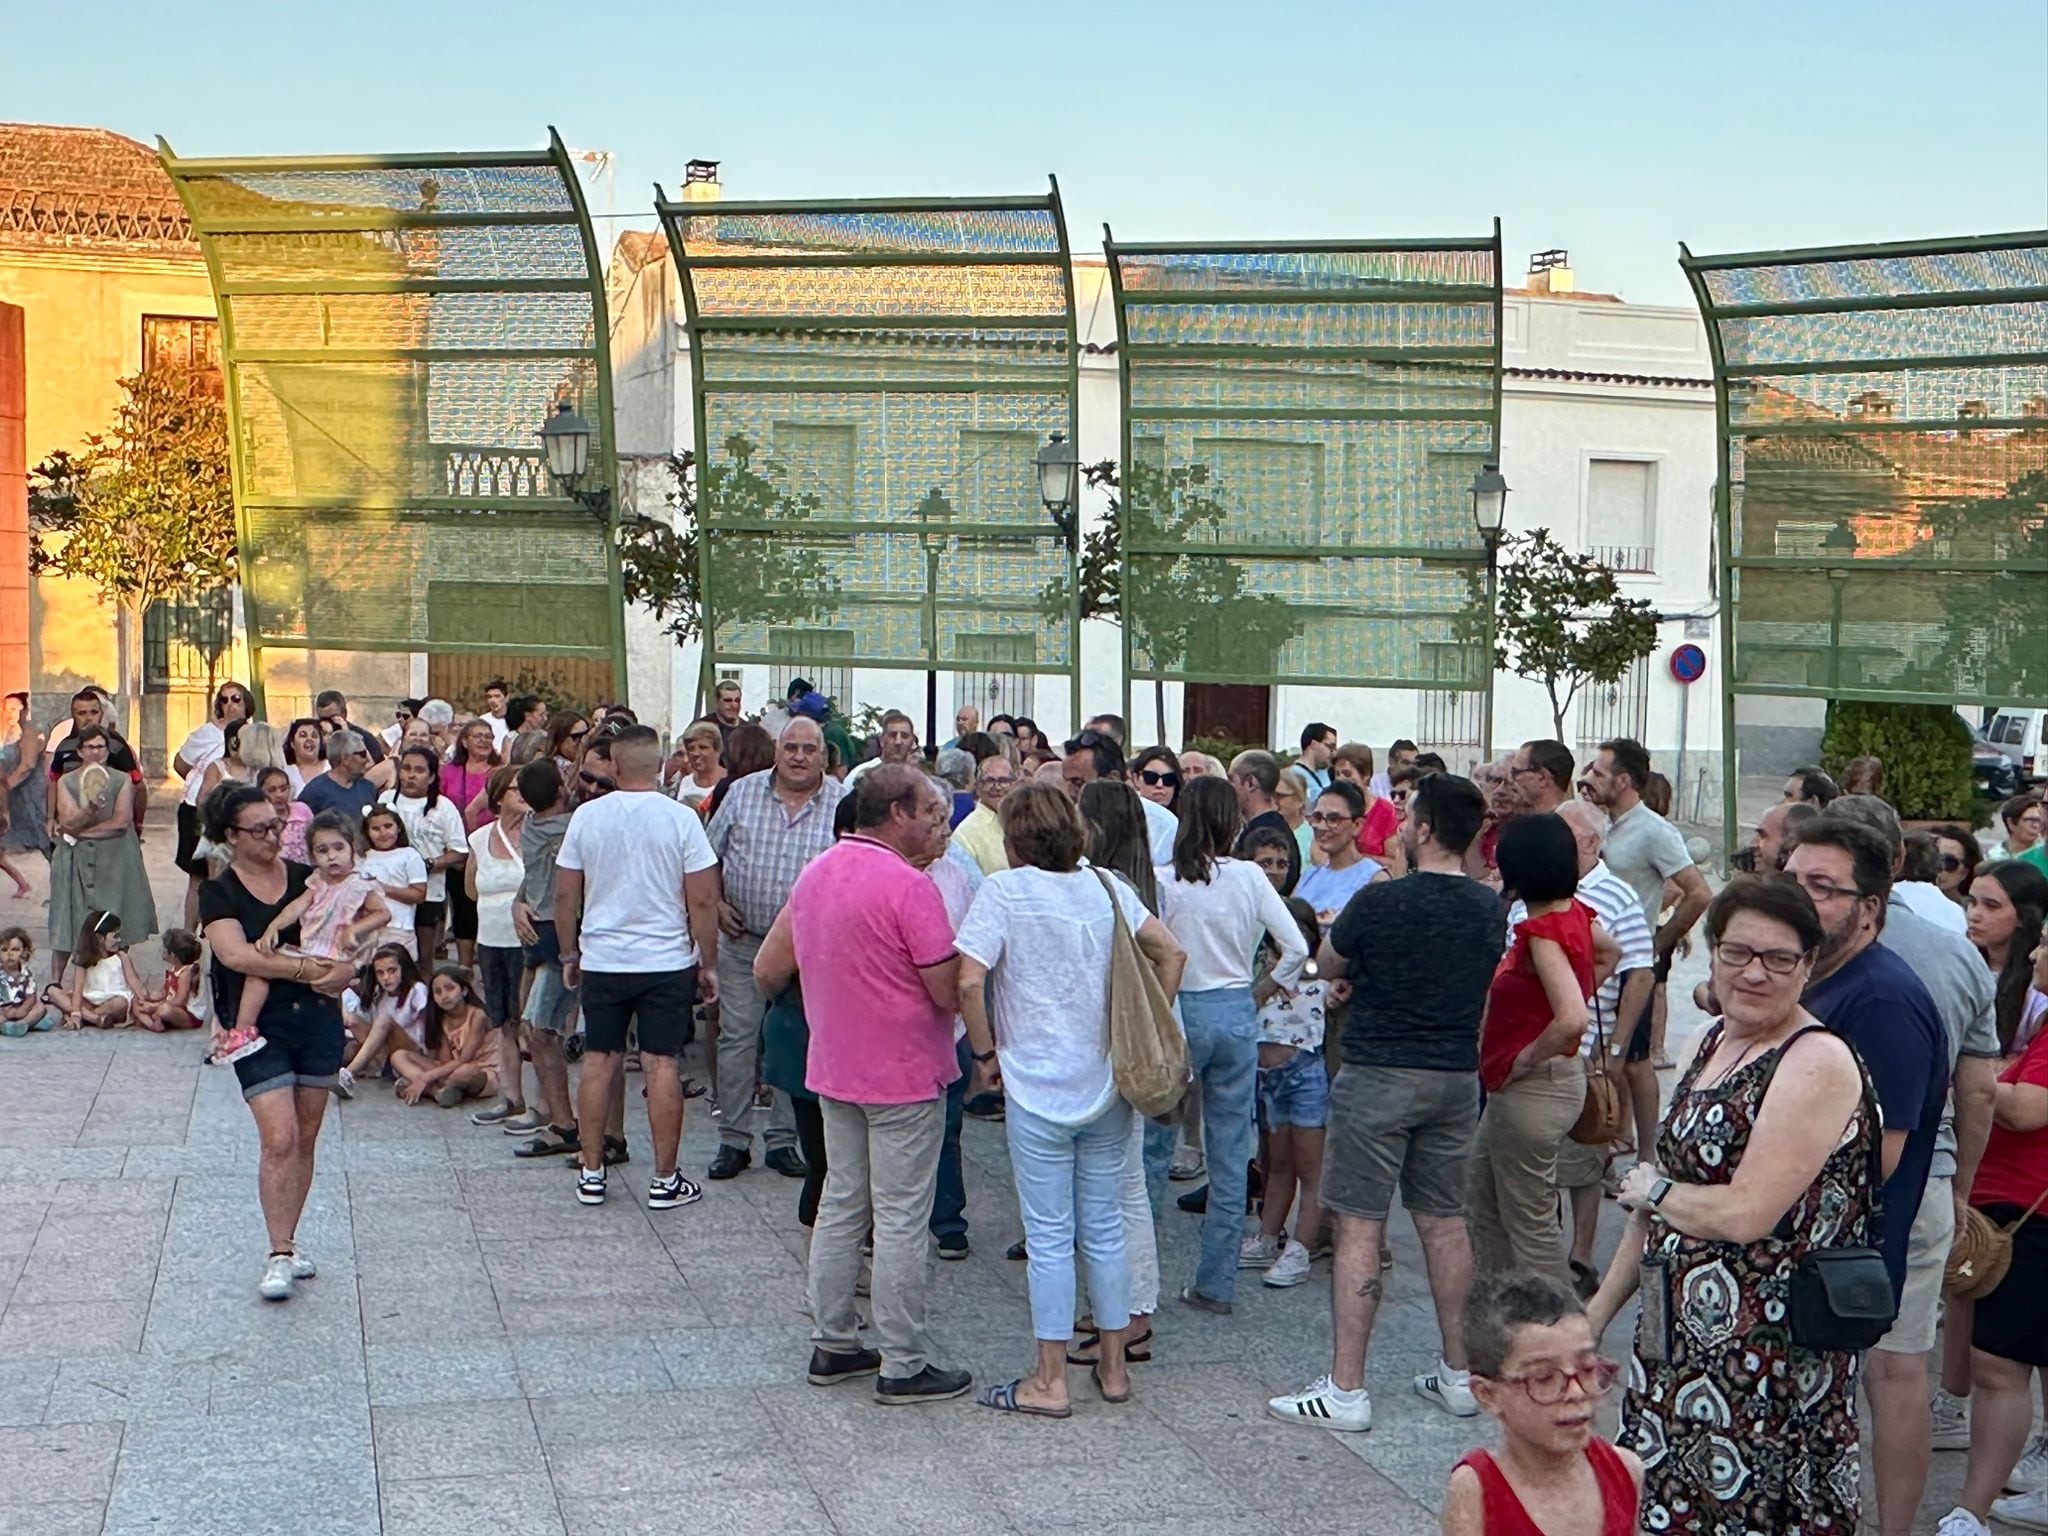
[1235,808,1302,893]
[49,727,140,779]
[1330,872,1507,1072]
[198,862,314,1027]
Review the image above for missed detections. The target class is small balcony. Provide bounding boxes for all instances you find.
[1585,543,1656,574]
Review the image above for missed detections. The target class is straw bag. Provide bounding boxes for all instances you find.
[1568,996,1626,1147]
[1946,1189,2048,1301]
[1092,870,1189,1119]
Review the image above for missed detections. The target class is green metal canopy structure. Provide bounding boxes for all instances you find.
[159,129,624,712]
[1103,226,1504,728]
[655,182,1079,717]
[1683,230,2048,835]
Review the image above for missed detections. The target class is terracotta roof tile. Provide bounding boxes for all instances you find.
[0,122,195,255]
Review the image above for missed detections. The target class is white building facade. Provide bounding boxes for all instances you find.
[609,232,1725,814]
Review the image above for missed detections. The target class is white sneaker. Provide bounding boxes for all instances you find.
[1414,1364,1479,1418]
[258,1253,296,1302]
[1238,1233,1281,1269]
[1992,1490,2048,1531]
[1936,1508,1992,1536]
[334,1067,354,1101]
[2011,1432,2048,1494]
[1264,1240,1311,1288]
[1930,1387,1971,1451]
[1169,1145,1205,1181]
[1267,1374,1372,1432]
[288,1250,316,1280]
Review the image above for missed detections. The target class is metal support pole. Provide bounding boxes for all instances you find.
[1479,537,1500,763]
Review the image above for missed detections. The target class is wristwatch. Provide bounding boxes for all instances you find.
[1646,1177,1674,1209]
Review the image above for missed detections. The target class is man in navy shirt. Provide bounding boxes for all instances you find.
[1783,816,1949,1304]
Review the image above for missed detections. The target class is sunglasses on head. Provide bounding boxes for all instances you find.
[1138,769,1179,787]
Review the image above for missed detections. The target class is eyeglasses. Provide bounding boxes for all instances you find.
[1306,811,1355,826]
[1485,1358,1620,1404]
[567,727,589,742]
[578,771,615,792]
[1792,877,1863,905]
[218,693,248,707]
[1711,941,1809,976]
[1940,854,1966,872]
[1137,769,1180,788]
[232,819,284,840]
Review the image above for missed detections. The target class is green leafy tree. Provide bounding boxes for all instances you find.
[1494,528,1660,741]
[1922,465,2048,698]
[616,435,841,714]
[1822,701,1975,821]
[1041,459,1305,731]
[28,366,236,730]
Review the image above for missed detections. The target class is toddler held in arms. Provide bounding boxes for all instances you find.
[215,812,389,1064]
[1440,1273,1641,1536]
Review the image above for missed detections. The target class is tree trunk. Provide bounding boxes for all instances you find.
[115,600,144,745]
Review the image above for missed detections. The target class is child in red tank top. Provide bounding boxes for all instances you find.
[1440,1274,1642,1536]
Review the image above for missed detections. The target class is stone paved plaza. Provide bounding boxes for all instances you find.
[0,809,1979,1533]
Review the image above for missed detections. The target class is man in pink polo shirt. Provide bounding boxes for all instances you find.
[761,763,971,1405]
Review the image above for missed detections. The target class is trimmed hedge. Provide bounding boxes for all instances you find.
[1820,701,1975,822]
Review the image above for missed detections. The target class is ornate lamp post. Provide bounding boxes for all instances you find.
[1037,430,1080,549]
[539,400,609,516]
[1470,462,1510,759]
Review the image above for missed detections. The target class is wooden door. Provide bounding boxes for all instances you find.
[1183,683,1271,753]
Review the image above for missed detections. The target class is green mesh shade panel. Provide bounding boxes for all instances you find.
[1684,231,2048,710]
[1104,231,1502,691]
[655,186,1078,683]
[158,130,624,684]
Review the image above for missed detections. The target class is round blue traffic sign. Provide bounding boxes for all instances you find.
[1669,644,1707,684]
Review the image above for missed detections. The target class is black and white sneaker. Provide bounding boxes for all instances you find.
[575,1165,607,1206]
[647,1170,703,1211]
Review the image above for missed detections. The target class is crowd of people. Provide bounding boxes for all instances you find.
[4,672,2046,1532]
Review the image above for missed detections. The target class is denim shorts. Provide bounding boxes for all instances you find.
[1258,1047,1329,1129]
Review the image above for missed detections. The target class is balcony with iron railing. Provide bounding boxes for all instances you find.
[442,445,555,501]
[1586,543,1656,574]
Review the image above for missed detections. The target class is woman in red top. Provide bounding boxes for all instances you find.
[439,719,499,970]
[1331,743,1405,876]
[1470,813,1616,1284]
[1944,940,2048,1535]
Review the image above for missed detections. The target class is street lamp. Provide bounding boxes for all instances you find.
[1038,430,1080,549]
[1470,462,1510,760]
[915,487,954,759]
[539,399,609,517]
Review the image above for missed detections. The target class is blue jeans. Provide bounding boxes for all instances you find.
[930,1037,970,1242]
[1180,986,1258,1304]
[1005,1098,1132,1340]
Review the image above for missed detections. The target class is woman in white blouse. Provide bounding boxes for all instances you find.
[1154,775,1308,1316]
[955,782,1185,1417]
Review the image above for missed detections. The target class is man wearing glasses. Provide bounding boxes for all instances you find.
[1783,815,1952,1536]
[954,754,1018,876]
[173,681,252,924]
[295,730,380,820]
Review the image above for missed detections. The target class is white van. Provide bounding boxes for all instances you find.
[1987,708,2048,785]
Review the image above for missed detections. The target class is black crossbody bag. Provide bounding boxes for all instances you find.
[1764,1026,1897,1351]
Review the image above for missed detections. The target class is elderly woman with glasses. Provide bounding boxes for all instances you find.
[1588,877,1880,1536]
[199,783,356,1303]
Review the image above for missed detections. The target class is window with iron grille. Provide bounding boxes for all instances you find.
[143,588,235,695]
[1585,458,1656,573]
[141,315,222,393]
[953,632,1037,722]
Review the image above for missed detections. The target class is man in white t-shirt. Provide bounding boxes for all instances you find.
[172,681,252,925]
[482,680,513,752]
[557,726,722,1213]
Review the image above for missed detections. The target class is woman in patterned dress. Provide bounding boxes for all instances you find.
[1587,877,1878,1535]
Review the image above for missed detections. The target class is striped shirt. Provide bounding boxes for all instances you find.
[706,769,847,936]
[1509,859,1654,1058]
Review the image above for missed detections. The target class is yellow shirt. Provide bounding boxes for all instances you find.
[954,803,1008,877]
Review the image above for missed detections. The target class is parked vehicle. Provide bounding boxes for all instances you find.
[1985,708,2047,787]
[1972,725,2022,799]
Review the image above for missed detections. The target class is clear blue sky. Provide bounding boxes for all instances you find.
[15,0,2048,305]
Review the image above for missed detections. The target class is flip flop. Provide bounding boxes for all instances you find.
[976,1379,1071,1419]
[1090,1364,1131,1404]
[1066,1326,1152,1366]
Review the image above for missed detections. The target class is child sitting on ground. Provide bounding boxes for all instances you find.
[388,964,496,1107]
[1240,896,1328,1289]
[238,811,390,1043]
[0,927,52,1036]
[50,910,142,1029]
[135,928,205,1033]
[338,943,428,1097]
[1441,1272,1642,1536]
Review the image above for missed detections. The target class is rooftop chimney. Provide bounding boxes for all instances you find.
[1526,248,1575,295]
[682,159,721,204]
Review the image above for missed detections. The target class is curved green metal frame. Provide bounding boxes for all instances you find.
[1102,224,1504,738]
[1682,229,2048,849]
[159,128,625,714]
[654,181,1081,727]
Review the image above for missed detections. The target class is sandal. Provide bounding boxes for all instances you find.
[1090,1364,1131,1404]
[513,1126,580,1158]
[976,1379,1071,1419]
[1066,1325,1152,1366]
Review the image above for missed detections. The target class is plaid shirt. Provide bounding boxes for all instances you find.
[706,769,847,936]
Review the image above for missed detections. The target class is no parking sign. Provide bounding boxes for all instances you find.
[1669,643,1707,684]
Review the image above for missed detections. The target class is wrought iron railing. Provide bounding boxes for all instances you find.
[1586,543,1656,573]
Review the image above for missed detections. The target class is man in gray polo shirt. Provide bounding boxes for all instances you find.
[1830,795,1999,1535]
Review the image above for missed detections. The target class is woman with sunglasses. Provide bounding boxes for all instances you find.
[1588,877,1878,1536]
[198,783,355,1301]
[172,682,251,926]
[1936,823,1984,906]
[547,711,591,780]
[1128,745,1184,866]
